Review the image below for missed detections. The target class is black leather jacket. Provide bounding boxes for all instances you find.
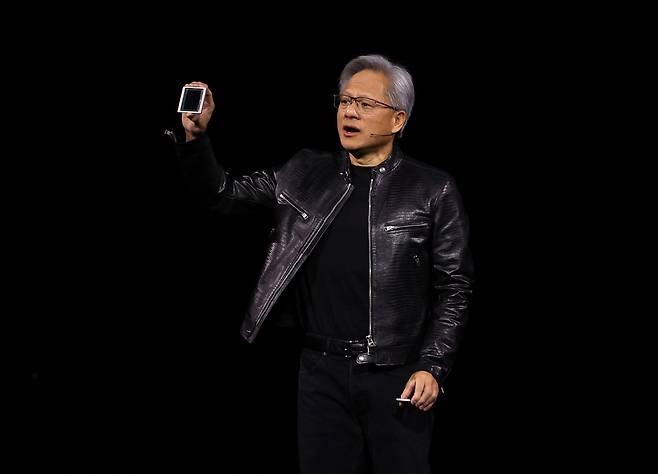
[176,135,474,384]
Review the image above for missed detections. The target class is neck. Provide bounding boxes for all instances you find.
[349,143,394,167]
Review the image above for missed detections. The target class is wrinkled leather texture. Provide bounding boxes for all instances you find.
[176,134,474,384]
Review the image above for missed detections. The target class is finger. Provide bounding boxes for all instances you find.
[416,389,432,407]
[418,389,438,411]
[411,380,426,406]
[203,89,214,108]
[399,379,416,406]
[419,397,436,411]
[400,379,415,400]
[422,385,441,410]
[186,81,208,88]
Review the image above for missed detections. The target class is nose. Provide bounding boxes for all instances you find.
[343,101,360,118]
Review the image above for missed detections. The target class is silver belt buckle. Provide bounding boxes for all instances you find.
[355,353,372,364]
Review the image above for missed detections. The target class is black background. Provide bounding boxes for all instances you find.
[12,17,612,473]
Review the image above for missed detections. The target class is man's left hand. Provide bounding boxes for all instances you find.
[399,371,440,411]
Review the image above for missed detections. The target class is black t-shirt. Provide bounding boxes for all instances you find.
[294,164,374,339]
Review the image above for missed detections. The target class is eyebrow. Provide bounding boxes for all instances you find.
[340,93,396,109]
[342,92,383,101]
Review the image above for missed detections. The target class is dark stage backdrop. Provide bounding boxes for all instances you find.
[18,32,586,472]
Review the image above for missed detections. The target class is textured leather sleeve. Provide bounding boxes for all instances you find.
[418,176,475,385]
[175,133,276,213]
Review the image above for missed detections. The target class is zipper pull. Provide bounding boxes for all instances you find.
[366,335,376,347]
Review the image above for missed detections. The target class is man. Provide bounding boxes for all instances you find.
[174,55,474,474]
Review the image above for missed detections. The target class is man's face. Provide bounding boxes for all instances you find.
[336,70,403,153]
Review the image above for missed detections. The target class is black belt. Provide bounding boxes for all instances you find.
[304,334,373,364]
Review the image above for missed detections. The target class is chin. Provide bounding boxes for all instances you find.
[339,138,361,151]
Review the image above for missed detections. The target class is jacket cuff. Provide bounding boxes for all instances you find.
[415,358,449,388]
[174,133,212,156]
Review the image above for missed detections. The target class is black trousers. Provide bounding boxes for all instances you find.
[297,348,434,474]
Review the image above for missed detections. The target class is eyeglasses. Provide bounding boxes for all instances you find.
[333,94,398,115]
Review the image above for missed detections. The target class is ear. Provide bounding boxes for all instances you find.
[391,110,407,134]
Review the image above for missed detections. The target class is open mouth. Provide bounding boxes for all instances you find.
[342,125,361,136]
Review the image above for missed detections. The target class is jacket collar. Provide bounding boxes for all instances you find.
[338,145,403,183]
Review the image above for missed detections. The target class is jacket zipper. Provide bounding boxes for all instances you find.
[254,184,353,329]
[367,175,376,353]
[279,191,309,220]
[384,222,429,232]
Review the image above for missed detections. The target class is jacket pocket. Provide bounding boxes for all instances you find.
[299,348,327,373]
[278,191,310,220]
[383,222,429,233]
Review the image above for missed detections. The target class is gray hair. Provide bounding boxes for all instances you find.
[338,54,415,136]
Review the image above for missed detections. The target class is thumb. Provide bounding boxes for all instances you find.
[400,377,416,399]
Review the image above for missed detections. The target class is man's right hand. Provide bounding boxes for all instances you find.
[181,81,215,141]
